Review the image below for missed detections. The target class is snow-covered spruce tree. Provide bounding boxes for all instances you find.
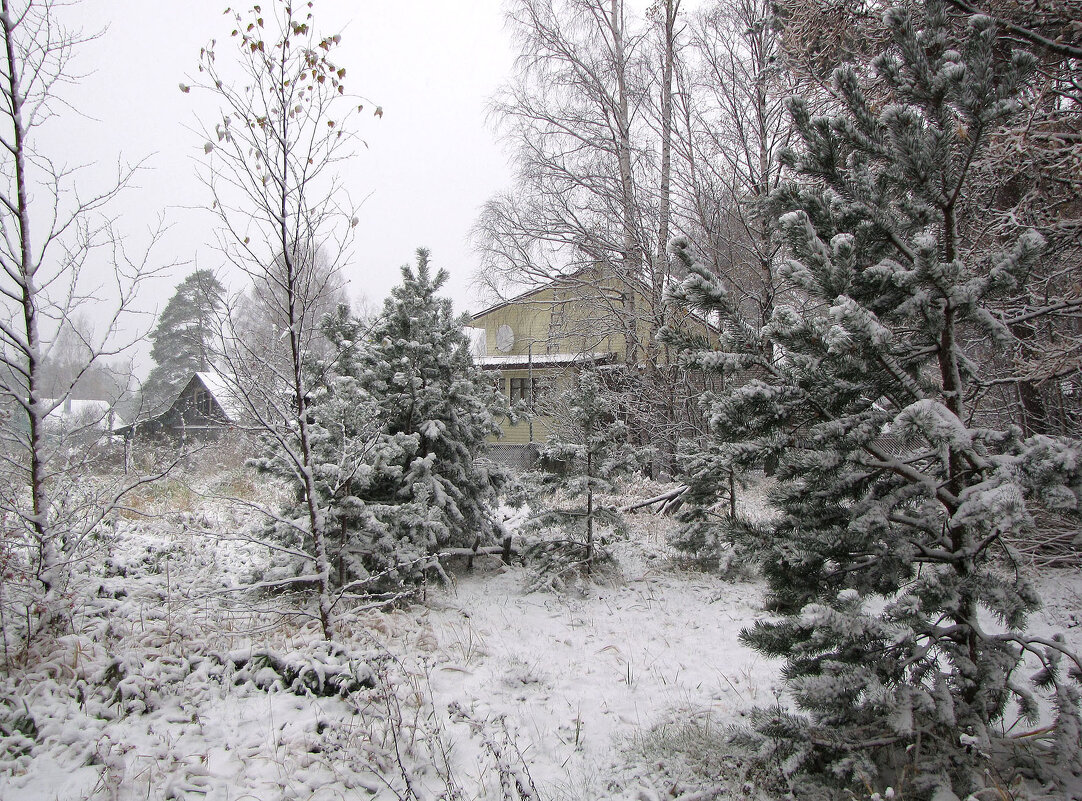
[526,368,632,587]
[666,4,1082,797]
[141,269,225,413]
[343,250,508,584]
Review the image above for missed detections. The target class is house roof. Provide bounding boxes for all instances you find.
[476,352,618,369]
[43,398,118,429]
[194,371,244,421]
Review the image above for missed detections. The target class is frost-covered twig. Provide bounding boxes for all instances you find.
[184,527,316,563]
[448,702,541,801]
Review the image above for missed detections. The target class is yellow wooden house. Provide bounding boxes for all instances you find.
[466,265,708,457]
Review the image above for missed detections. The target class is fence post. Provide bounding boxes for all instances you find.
[467,536,481,572]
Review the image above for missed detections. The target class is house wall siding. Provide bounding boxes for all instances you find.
[491,367,573,445]
[469,268,722,453]
[472,274,633,360]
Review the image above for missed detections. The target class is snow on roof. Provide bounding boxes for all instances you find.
[45,397,111,417]
[43,398,117,429]
[194,371,245,421]
[476,352,617,368]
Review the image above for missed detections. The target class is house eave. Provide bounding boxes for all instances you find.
[476,352,618,370]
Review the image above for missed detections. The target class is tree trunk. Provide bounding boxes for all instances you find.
[586,449,595,567]
[656,0,678,279]
[609,0,640,366]
[3,1,57,612]
[280,107,335,641]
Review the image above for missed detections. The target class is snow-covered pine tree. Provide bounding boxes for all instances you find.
[526,368,632,586]
[142,270,225,413]
[666,2,1082,797]
[660,269,754,571]
[345,249,508,583]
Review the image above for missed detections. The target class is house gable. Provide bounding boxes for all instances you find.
[123,372,238,439]
[468,267,641,362]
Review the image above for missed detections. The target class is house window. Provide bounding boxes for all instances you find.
[509,377,530,404]
[194,389,212,416]
[510,377,547,411]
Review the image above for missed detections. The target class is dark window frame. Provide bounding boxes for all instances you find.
[509,377,547,411]
[194,388,213,416]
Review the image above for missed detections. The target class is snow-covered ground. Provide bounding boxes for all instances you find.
[416,533,780,799]
[2,473,1080,800]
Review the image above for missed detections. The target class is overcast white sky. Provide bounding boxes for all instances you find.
[55,0,515,351]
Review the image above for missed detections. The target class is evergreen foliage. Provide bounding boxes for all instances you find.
[526,369,632,587]
[248,302,388,592]
[661,260,762,571]
[329,249,508,584]
[143,270,225,411]
[666,2,1082,797]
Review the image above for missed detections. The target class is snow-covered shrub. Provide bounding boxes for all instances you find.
[666,467,773,577]
[0,694,37,772]
[228,643,376,698]
[521,533,621,594]
[618,714,768,801]
[523,369,635,591]
[95,655,162,715]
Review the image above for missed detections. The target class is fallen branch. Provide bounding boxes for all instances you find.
[436,534,518,567]
[623,485,688,513]
[438,546,510,558]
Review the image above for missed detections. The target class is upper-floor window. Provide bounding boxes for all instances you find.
[194,389,213,416]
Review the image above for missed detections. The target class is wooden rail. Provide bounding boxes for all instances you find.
[437,534,517,570]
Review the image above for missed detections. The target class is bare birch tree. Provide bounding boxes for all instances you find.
[673,0,790,334]
[475,0,707,468]
[942,0,1082,439]
[189,0,368,640]
[0,0,168,659]
[476,0,649,337]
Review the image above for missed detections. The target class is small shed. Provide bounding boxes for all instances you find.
[121,371,241,440]
[43,397,120,433]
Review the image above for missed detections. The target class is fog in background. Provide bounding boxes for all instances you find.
[45,0,515,374]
